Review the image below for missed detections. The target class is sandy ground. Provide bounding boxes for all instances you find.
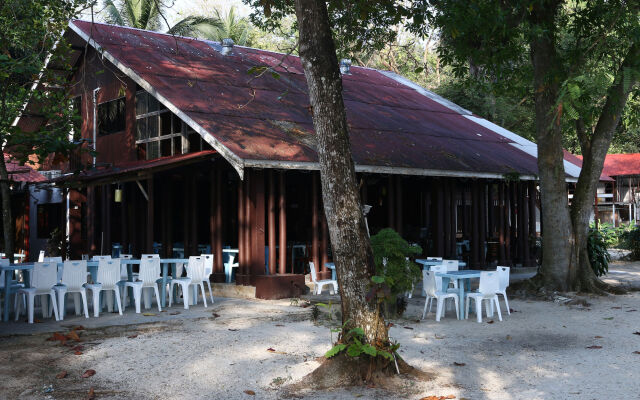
[1,264,640,400]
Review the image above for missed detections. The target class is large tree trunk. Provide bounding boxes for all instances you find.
[291,0,412,387]
[529,0,573,291]
[294,0,387,344]
[0,152,14,262]
[569,42,640,292]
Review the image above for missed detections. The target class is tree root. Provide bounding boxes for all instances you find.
[284,353,433,394]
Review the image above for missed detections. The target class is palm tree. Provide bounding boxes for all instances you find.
[209,7,252,46]
[102,0,223,40]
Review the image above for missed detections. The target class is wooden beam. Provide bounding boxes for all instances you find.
[387,176,395,229]
[237,176,245,284]
[268,170,277,275]
[436,179,445,257]
[471,181,480,267]
[278,172,287,275]
[443,179,451,258]
[498,183,506,264]
[396,175,403,236]
[479,182,487,265]
[215,168,223,275]
[146,176,154,254]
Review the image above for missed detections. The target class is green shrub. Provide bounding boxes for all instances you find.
[587,228,610,277]
[591,221,635,248]
[621,225,640,260]
[369,228,422,298]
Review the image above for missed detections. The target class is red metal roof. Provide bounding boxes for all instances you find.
[565,151,613,181]
[67,20,549,178]
[576,153,640,177]
[602,153,640,177]
[4,155,46,183]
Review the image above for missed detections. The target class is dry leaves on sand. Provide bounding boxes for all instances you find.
[86,387,95,400]
[452,362,466,366]
[244,390,256,395]
[55,371,68,379]
[633,351,640,354]
[420,395,455,400]
[82,369,96,378]
[586,345,602,349]
[127,334,138,339]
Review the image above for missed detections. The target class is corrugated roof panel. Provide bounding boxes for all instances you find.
[68,20,553,178]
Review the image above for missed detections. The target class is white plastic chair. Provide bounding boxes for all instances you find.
[442,259,459,289]
[309,262,338,295]
[15,262,60,323]
[123,257,162,313]
[465,271,503,323]
[202,254,215,303]
[169,256,207,309]
[496,266,511,315]
[91,255,112,261]
[222,250,239,283]
[37,250,45,262]
[84,259,123,317]
[427,257,442,261]
[54,260,89,319]
[422,270,459,321]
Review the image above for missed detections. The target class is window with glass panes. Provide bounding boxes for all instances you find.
[135,90,188,160]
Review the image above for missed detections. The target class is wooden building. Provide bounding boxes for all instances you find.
[15,20,584,298]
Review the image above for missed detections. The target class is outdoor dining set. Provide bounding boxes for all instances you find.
[311,257,511,324]
[416,257,511,323]
[0,253,218,324]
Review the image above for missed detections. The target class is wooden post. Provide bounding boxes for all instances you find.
[504,182,512,264]
[237,177,245,284]
[120,185,127,254]
[250,170,266,283]
[321,207,329,271]
[312,173,320,273]
[436,180,445,257]
[450,180,458,257]
[517,182,525,264]
[443,179,452,258]
[163,181,173,258]
[278,172,287,275]
[498,183,506,264]
[214,168,223,277]
[528,181,537,266]
[487,183,494,238]
[190,175,197,256]
[395,176,403,236]
[87,186,95,255]
[522,182,531,266]
[479,182,487,265]
[387,176,395,229]
[509,182,517,263]
[471,181,480,267]
[146,176,154,254]
[268,170,277,275]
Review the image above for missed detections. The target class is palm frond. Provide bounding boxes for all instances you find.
[102,0,125,26]
[167,16,224,40]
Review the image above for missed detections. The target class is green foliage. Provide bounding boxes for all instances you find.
[369,228,422,298]
[587,227,610,277]
[324,321,399,361]
[620,225,640,260]
[102,0,227,41]
[590,222,635,248]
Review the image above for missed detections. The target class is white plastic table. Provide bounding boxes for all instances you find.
[436,270,482,320]
[415,259,467,269]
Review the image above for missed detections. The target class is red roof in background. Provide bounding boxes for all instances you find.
[601,153,640,177]
[565,151,613,181]
[67,20,544,178]
[4,155,46,183]
[575,153,640,178]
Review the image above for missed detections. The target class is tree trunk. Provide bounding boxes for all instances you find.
[569,42,640,292]
[294,0,388,345]
[0,152,14,262]
[529,0,572,291]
